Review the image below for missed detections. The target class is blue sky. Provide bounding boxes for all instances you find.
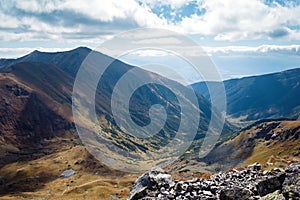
[0,0,300,82]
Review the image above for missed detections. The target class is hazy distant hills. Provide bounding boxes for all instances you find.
[192,68,300,123]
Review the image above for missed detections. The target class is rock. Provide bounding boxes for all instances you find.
[128,167,174,200]
[261,190,285,200]
[255,172,285,196]
[219,187,252,200]
[248,162,261,171]
[128,163,300,200]
[292,151,300,157]
[60,169,75,178]
[203,190,213,196]
[147,167,174,189]
[127,173,151,200]
[282,163,300,199]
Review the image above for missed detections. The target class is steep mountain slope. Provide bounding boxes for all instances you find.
[0,48,234,198]
[0,62,74,152]
[162,119,300,181]
[0,49,234,148]
[0,57,143,199]
[192,68,300,123]
[197,120,300,172]
[0,62,130,199]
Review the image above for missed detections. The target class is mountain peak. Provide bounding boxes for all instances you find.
[27,47,91,57]
[73,46,91,51]
[31,50,41,54]
[27,50,42,57]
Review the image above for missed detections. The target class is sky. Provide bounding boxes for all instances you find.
[0,0,300,82]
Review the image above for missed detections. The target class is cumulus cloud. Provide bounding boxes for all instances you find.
[0,0,300,43]
[0,0,167,42]
[139,0,190,9]
[175,0,300,40]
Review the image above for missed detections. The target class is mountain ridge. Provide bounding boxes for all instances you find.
[0,48,234,171]
[192,67,300,124]
[0,47,299,199]
[0,47,92,77]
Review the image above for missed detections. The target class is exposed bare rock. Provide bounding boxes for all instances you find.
[128,163,300,200]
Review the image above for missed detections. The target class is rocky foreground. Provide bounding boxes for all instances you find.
[128,163,300,200]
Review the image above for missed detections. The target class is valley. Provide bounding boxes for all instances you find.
[0,48,299,199]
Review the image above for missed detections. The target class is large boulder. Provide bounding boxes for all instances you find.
[261,190,285,200]
[255,171,285,196]
[128,167,174,200]
[282,162,300,199]
[219,186,252,200]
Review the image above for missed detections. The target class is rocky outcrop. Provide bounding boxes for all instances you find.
[197,120,300,172]
[128,163,300,200]
[282,163,300,199]
[128,168,174,200]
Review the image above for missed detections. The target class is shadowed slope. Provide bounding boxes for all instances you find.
[192,68,300,123]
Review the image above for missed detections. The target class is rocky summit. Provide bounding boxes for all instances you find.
[128,163,300,200]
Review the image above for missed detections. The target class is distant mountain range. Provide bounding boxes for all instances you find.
[192,68,300,124]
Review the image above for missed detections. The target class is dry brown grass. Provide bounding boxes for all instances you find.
[0,145,139,200]
[241,120,300,169]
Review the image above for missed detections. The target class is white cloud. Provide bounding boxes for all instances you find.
[0,13,19,29]
[203,45,300,55]
[139,0,191,9]
[174,0,300,40]
[0,47,76,58]
[12,0,148,22]
[132,37,182,45]
[5,44,299,59]
[0,0,300,43]
[128,50,170,57]
[12,0,60,13]
[0,0,168,42]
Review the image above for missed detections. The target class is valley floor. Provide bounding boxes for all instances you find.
[0,138,139,200]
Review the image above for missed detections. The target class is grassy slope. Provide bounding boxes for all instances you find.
[163,120,300,183]
[0,143,139,200]
[0,64,140,199]
[242,120,300,168]
[196,120,300,172]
